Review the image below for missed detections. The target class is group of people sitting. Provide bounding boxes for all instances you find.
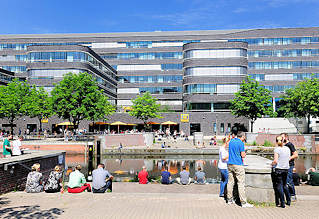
[137,165,206,185]
[25,163,113,194]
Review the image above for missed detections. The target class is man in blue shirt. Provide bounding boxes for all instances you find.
[161,166,172,184]
[92,163,113,193]
[227,131,253,208]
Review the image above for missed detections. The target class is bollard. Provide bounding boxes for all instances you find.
[87,142,94,181]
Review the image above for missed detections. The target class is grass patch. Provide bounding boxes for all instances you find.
[263,140,273,147]
[248,200,275,207]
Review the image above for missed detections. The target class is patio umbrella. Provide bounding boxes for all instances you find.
[146,121,160,125]
[56,121,74,126]
[110,121,127,133]
[161,121,178,132]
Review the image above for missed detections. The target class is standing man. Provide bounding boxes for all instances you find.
[227,131,253,208]
[281,133,298,201]
[12,136,24,156]
[2,134,13,157]
[92,163,113,193]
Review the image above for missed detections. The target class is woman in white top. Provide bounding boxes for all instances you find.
[272,136,291,208]
[218,136,229,197]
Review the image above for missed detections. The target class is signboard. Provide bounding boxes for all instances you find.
[181,114,189,122]
[41,118,48,123]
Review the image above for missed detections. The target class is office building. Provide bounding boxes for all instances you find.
[0,27,319,135]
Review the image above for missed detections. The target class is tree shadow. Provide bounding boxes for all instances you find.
[0,197,11,205]
[0,205,64,219]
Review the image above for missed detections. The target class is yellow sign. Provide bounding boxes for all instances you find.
[181,114,189,122]
[41,118,48,123]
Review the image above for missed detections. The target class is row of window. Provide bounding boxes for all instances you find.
[139,87,182,94]
[0,42,91,51]
[249,73,319,81]
[117,40,199,48]
[27,52,116,80]
[101,52,183,60]
[119,75,182,83]
[0,73,13,82]
[248,49,319,58]
[184,84,240,94]
[185,102,231,111]
[185,66,247,76]
[184,49,247,59]
[229,37,319,46]
[0,66,26,73]
[249,61,319,69]
[264,85,295,93]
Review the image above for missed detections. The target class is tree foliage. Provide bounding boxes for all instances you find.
[24,86,52,132]
[129,92,162,129]
[278,77,319,133]
[230,77,274,132]
[0,79,31,134]
[51,72,115,127]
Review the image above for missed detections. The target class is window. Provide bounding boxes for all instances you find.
[185,49,247,59]
[220,123,224,133]
[185,67,247,77]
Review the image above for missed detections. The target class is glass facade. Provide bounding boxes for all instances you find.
[119,75,182,83]
[229,37,319,45]
[101,52,182,60]
[117,40,199,48]
[0,66,26,73]
[27,51,116,80]
[185,84,216,94]
[264,85,295,92]
[248,74,265,81]
[184,49,247,59]
[161,64,183,70]
[0,73,13,82]
[0,42,91,51]
[248,49,319,57]
[249,61,319,69]
[139,87,182,94]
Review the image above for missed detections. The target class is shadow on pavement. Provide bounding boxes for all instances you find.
[0,197,11,205]
[0,205,64,219]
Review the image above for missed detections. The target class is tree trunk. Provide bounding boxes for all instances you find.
[38,117,43,134]
[10,117,14,135]
[251,120,254,133]
[307,115,311,134]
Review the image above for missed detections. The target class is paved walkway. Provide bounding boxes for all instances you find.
[1,183,319,219]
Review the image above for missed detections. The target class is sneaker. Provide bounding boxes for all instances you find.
[227,199,234,205]
[291,196,297,202]
[242,203,254,208]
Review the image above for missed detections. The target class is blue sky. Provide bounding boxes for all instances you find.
[1,0,319,34]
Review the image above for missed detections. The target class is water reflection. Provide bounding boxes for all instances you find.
[64,154,319,182]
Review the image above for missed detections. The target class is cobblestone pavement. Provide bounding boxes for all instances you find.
[1,183,319,219]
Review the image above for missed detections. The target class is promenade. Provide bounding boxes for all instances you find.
[1,183,319,219]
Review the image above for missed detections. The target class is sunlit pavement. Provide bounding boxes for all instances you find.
[1,183,319,219]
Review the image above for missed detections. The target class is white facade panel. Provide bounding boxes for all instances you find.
[91,42,126,48]
[152,42,184,47]
[118,100,133,105]
[157,101,182,106]
[216,84,239,94]
[265,74,293,81]
[117,88,139,94]
[117,64,161,71]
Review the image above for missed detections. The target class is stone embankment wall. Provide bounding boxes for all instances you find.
[0,151,65,194]
[246,133,316,152]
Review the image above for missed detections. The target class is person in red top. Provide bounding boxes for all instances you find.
[138,166,149,184]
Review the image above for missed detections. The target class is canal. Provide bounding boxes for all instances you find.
[64,154,319,183]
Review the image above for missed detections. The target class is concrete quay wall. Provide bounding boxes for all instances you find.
[0,150,65,194]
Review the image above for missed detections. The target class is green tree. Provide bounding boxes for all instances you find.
[0,79,31,134]
[279,77,319,133]
[230,77,274,132]
[25,86,52,133]
[51,72,115,128]
[129,92,162,130]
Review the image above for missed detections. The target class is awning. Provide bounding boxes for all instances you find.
[90,121,109,125]
[146,121,160,125]
[56,122,74,126]
[161,121,178,125]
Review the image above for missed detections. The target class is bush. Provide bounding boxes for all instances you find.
[252,140,257,146]
[263,140,273,147]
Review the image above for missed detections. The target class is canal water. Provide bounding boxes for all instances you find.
[64,154,319,183]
